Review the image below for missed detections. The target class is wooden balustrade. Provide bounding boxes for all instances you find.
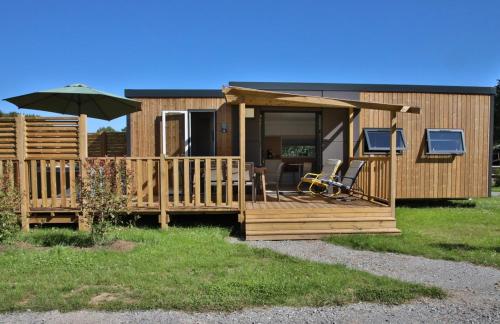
[26,159,80,209]
[350,156,390,204]
[84,156,241,211]
[161,156,241,209]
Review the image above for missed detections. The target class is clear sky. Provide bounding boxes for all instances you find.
[0,0,498,132]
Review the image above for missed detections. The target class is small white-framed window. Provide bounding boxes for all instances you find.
[426,129,465,155]
[363,128,407,153]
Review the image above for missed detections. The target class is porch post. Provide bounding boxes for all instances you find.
[389,111,397,217]
[159,154,169,229]
[16,115,29,232]
[348,108,354,159]
[238,102,246,224]
[79,114,88,159]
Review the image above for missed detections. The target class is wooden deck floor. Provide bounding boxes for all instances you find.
[246,193,382,210]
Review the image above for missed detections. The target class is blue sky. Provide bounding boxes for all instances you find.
[0,0,498,132]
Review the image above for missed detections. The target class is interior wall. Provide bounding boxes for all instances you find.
[321,109,348,173]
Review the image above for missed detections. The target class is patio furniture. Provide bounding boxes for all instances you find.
[297,159,342,194]
[254,166,267,203]
[302,162,312,175]
[288,163,304,184]
[231,162,256,202]
[321,160,366,196]
[5,83,141,121]
[264,159,285,201]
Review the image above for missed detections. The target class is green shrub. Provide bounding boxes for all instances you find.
[0,161,20,242]
[494,167,500,187]
[79,159,130,244]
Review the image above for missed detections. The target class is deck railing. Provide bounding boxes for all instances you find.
[89,156,242,210]
[26,158,80,209]
[159,156,242,209]
[23,156,243,213]
[350,156,390,204]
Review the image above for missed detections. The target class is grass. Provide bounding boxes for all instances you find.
[0,226,443,312]
[326,197,500,268]
[492,186,500,192]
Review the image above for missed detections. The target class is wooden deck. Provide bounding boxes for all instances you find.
[245,193,398,240]
[1,114,400,240]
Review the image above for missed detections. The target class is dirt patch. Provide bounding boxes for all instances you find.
[107,240,136,252]
[89,290,136,306]
[17,293,34,306]
[64,285,92,298]
[13,241,48,251]
[89,293,118,305]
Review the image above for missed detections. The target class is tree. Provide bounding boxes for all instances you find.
[0,110,39,118]
[0,110,20,117]
[95,126,116,134]
[495,80,500,145]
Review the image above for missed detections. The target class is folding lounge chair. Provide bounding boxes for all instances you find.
[297,159,342,195]
[320,160,366,196]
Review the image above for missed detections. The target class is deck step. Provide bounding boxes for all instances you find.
[245,228,401,241]
[244,205,398,240]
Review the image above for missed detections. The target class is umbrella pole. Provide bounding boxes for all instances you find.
[78,113,89,231]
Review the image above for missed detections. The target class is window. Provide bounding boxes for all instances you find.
[426,129,465,154]
[364,128,406,153]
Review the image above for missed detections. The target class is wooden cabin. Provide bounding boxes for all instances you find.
[126,82,495,200]
[0,82,494,240]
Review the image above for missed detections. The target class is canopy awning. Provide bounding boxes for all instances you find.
[222,86,420,114]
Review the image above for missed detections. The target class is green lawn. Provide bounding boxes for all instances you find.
[0,227,442,312]
[493,186,500,192]
[326,197,500,268]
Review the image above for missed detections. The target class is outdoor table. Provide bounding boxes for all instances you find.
[254,166,267,203]
[288,163,304,185]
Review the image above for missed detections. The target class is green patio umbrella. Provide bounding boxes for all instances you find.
[3,83,141,120]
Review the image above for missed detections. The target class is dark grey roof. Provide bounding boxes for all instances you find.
[125,89,223,98]
[229,81,496,95]
[125,82,496,98]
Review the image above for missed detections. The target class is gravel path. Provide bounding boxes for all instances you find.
[1,240,499,323]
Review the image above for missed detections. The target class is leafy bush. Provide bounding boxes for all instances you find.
[494,167,500,187]
[79,159,130,244]
[0,161,20,242]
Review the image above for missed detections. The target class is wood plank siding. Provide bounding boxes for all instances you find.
[359,92,491,199]
[128,98,233,156]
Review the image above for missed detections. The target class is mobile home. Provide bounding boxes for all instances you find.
[1,81,494,240]
[126,82,495,200]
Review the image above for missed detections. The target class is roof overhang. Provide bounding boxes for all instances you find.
[222,86,420,114]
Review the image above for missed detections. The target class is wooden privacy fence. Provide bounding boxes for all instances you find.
[351,156,390,203]
[88,132,127,157]
[0,117,17,159]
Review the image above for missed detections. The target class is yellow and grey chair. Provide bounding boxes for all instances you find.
[297,159,342,195]
[319,160,366,197]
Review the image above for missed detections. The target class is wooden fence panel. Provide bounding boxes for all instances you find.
[25,117,79,159]
[0,118,17,159]
[88,132,127,157]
